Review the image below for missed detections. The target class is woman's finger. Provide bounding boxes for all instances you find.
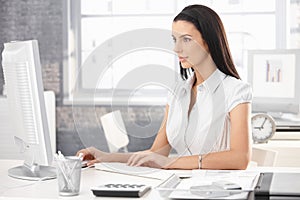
[76,148,94,160]
[75,149,86,156]
[127,151,143,165]
[134,156,151,167]
[127,154,134,166]
[127,153,140,166]
[87,159,100,166]
[128,153,146,166]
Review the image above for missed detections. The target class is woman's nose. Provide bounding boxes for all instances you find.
[173,41,182,54]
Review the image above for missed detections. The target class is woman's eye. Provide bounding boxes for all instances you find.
[172,37,176,43]
[183,37,191,42]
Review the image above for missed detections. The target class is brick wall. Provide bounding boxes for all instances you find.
[0,0,163,156]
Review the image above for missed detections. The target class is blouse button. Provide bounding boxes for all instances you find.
[198,85,204,92]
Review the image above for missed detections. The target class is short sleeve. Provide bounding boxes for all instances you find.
[228,82,252,112]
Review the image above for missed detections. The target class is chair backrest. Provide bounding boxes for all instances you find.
[100,110,129,153]
[251,146,278,167]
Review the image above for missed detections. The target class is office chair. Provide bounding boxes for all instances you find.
[100,110,129,153]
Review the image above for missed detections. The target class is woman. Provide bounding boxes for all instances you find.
[77,4,252,170]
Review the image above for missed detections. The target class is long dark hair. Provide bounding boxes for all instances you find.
[174,5,240,80]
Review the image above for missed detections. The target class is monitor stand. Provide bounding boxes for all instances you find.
[8,163,56,181]
[7,136,56,181]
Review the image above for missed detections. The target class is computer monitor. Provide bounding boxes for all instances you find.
[247,49,300,119]
[2,40,56,180]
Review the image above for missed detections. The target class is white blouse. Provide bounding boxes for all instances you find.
[166,69,252,156]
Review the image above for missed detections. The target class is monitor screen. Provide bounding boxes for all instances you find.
[247,49,300,116]
[2,40,56,180]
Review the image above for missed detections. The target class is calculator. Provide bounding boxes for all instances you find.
[91,183,151,197]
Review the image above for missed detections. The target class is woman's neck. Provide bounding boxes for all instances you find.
[193,56,217,86]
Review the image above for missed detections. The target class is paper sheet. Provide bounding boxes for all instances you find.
[165,170,259,199]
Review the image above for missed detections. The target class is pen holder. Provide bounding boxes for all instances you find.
[56,156,81,196]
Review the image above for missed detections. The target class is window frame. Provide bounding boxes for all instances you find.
[63,0,288,105]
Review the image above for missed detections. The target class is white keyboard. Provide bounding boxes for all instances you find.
[94,162,173,180]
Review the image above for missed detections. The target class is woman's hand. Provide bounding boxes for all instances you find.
[127,151,175,169]
[76,147,109,166]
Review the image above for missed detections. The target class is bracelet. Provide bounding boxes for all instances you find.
[198,155,202,169]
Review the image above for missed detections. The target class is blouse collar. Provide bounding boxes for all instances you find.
[200,68,227,93]
[185,68,227,93]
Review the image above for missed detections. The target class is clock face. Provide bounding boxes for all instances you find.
[251,114,276,143]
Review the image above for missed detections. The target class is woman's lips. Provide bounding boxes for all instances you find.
[178,56,187,62]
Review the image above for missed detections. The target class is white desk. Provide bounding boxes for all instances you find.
[0,160,162,199]
[1,160,300,200]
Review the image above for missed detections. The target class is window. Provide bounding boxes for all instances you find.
[64,0,290,105]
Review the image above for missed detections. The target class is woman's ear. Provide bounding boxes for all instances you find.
[203,41,210,53]
[198,33,209,53]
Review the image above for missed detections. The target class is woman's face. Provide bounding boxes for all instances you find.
[172,20,209,69]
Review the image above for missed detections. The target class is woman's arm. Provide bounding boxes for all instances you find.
[149,105,172,155]
[77,105,171,165]
[126,106,172,165]
[202,102,252,169]
[165,102,252,170]
[76,146,132,165]
[128,102,252,170]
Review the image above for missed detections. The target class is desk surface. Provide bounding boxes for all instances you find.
[1,160,300,200]
[0,160,163,199]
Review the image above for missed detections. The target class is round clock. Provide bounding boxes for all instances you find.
[251,113,276,143]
